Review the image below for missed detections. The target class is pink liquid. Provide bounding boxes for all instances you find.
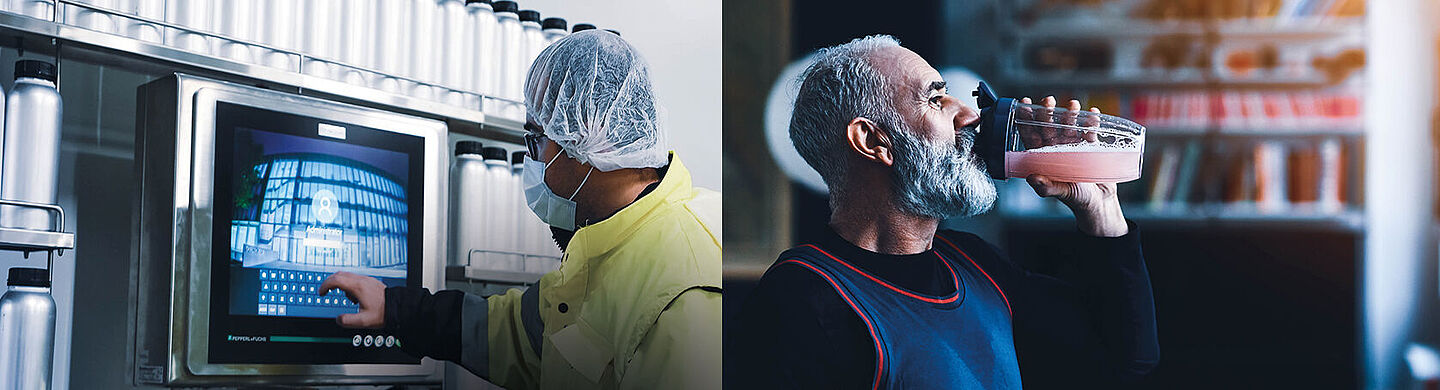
[1005,150,1142,183]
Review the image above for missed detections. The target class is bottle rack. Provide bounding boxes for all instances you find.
[0,199,75,258]
[446,248,562,285]
[0,0,528,139]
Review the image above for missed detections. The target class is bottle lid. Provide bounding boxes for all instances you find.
[572,23,597,33]
[465,0,492,4]
[542,17,567,31]
[7,267,49,288]
[511,151,526,165]
[482,146,508,161]
[519,10,541,23]
[605,29,621,37]
[455,140,485,156]
[492,1,518,13]
[15,60,56,82]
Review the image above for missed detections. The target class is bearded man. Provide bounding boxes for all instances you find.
[732,35,1159,390]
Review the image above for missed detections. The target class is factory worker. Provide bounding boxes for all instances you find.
[731,35,1158,389]
[322,30,721,390]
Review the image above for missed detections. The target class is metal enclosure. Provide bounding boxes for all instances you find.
[131,74,446,386]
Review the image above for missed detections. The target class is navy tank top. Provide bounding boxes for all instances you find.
[771,233,1022,389]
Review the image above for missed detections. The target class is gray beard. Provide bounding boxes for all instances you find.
[890,125,997,219]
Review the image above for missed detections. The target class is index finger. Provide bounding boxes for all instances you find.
[318,272,351,295]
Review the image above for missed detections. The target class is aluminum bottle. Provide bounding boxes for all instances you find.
[541,17,567,46]
[257,0,298,70]
[66,0,116,34]
[518,10,542,66]
[406,0,440,100]
[0,61,62,231]
[372,0,409,92]
[438,0,467,105]
[164,0,210,54]
[127,0,163,42]
[214,0,255,63]
[482,147,519,270]
[467,0,498,111]
[8,0,53,20]
[0,268,56,390]
[450,141,488,267]
[492,1,521,119]
[338,0,373,85]
[301,0,338,78]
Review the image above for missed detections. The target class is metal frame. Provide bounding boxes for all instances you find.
[0,199,73,254]
[134,74,445,385]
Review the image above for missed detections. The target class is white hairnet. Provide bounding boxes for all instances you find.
[524,30,668,171]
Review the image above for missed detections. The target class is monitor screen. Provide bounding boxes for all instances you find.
[208,101,425,365]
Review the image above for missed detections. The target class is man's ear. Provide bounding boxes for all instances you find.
[845,117,895,166]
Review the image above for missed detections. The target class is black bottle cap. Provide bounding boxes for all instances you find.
[605,29,620,37]
[482,146,508,161]
[8,267,49,288]
[465,0,492,4]
[492,1,517,13]
[15,60,56,82]
[542,17,567,31]
[455,140,485,156]
[511,151,526,165]
[519,10,541,23]
[572,23,596,33]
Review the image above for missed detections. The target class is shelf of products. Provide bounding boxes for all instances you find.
[996,0,1367,226]
[0,1,533,138]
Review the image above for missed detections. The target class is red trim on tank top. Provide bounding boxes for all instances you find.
[934,235,1012,316]
[779,259,885,390]
[798,244,961,304]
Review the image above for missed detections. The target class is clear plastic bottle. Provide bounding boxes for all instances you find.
[518,10,543,69]
[0,268,55,390]
[482,147,520,270]
[0,61,62,231]
[973,81,1146,183]
[450,141,488,267]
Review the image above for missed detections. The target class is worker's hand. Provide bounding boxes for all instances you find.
[319,271,386,329]
[1023,97,1128,237]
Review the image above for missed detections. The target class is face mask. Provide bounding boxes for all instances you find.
[523,152,594,231]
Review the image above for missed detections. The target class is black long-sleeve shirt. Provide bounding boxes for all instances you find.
[732,222,1159,389]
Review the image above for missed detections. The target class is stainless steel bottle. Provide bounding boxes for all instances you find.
[406,0,440,100]
[0,61,62,231]
[450,141,488,267]
[164,0,210,54]
[9,0,54,20]
[541,17,567,46]
[0,268,56,390]
[492,1,521,119]
[257,0,298,70]
[467,0,498,111]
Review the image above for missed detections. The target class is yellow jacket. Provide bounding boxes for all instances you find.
[459,153,722,389]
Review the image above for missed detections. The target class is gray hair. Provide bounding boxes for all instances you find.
[789,35,905,206]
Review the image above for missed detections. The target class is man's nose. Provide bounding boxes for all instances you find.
[954,103,980,129]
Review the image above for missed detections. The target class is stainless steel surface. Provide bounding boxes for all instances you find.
[0,4,525,138]
[0,284,56,390]
[134,74,445,385]
[0,200,72,252]
[0,76,62,231]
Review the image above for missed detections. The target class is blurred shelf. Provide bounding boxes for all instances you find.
[1000,204,1363,231]
[0,3,526,138]
[446,265,544,285]
[1143,126,1364,137]
[1008,18,1362,39]
[1003,71,1332,88]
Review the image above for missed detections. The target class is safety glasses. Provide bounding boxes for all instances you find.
[524,122,547,160]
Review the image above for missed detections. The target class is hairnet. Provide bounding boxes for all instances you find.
[524,30,668,171]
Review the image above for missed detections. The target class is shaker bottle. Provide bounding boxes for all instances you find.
[972,81,1145,183]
